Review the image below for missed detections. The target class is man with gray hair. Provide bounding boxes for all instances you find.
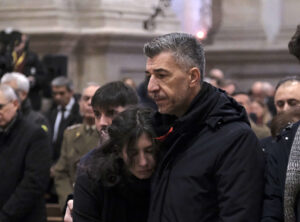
[144,33,264,222]
[0,84,51,221]
[1,72,49,130]
[47,76,82,163]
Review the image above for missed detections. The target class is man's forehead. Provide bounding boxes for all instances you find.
[52,86,68,91]
[276,82,300,96]
[83,85,99,96]
[278,81,300,89]
[0,91,8,103]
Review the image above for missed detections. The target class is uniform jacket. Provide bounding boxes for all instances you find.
[148,82,265,222]
[0,113,51,222]
[261,121,300,222]
[47,99,82,162]
[53,123,99,210]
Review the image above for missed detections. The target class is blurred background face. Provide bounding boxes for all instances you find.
[0,91,18,127]
[122,132,156,180]
[274,81,300,113]
[251,100,265,120]
[233,94,251,114]
[52,86,73,107]
[14,34,26,53]
[79,85,99,120]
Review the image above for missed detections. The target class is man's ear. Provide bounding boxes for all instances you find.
[12,99,20,110]
[188,67,201,87]
[18,91,28,102]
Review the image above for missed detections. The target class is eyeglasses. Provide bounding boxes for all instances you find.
[0,102,10,110]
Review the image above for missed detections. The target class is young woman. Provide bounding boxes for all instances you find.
[73,107,158,222]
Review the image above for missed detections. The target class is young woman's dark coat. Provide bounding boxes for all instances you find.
[73,157,151,222]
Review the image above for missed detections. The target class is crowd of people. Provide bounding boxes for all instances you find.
[0,25,300,222]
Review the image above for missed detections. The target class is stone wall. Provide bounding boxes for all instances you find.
[206,0,300,90]
[0,0,180,91]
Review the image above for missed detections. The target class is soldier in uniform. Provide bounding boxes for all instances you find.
[53,83,100,210]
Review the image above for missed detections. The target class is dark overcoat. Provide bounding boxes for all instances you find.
[148,82,265,222]
[0,114,51,222]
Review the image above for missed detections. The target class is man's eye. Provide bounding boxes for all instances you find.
[276,101,284,108]
[94,111,101,118]
[288,99,300,107]
[157,74,165,79]
[107,110,115,117]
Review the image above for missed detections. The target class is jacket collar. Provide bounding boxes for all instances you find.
[153,82,249,138]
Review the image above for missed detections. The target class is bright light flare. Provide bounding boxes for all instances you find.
[196,30,206,40]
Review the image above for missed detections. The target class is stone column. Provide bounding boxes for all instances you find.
[213,0,266,49]
[206,0,300,91]
[276,0,300,45]
[0,0,180,91]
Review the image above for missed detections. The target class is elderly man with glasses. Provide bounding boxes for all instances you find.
[0,84,51,222]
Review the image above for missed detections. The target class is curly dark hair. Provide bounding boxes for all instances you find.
[288,25,300,62]
[83,106,158,187]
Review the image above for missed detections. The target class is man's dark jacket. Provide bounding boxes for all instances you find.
[0,113,51,222]
[21,98,49,129]
[19,50,48,111]
[148,82,265,222]
[261,121,300,222]
[47,100,82,162]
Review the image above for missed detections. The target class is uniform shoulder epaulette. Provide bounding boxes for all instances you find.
[66,123,82,131]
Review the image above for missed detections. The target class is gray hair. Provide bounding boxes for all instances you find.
[143,32,206,83]
[51,76,74,91]
[0,84,18,102]
[1,72,30,93]
[82,82,100,94]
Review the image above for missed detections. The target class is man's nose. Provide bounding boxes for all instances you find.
[99,115,110,127]
[87,98,92,106]
[282,103,290,112]
[148,76,159,93]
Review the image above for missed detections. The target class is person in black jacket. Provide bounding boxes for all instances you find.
[73,106,158,222]
[11,33,48,110]
[144,32,264,222]
[1,72,49,129]
[0,84,51,222]
[46,76,82,203]
[47,76,82,163]
[261,25,300,222]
